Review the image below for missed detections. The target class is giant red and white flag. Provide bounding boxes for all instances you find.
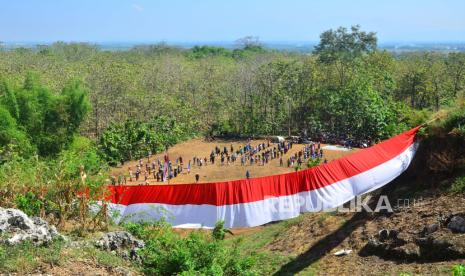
[107,127,420,228]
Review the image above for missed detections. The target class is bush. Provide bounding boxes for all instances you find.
[307,158,321,168]
[452,264,465,276]
[0,136,108,230]
[15,192,43,217]
[212,220,233,241]
[0,107,34,161]
[124,221,257,275]
[441,106,465,136]
[449,176,465,194]
[99,116,197,165]
[405,108,432,128]
[142,231,256,275]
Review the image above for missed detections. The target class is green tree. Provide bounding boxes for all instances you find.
[315,25,377,87]
[12,75,90,156]
[0,107,34,161]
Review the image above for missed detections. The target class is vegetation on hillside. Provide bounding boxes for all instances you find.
[1,27,464,143]
[1,25,465,275]
[1,24,464,229]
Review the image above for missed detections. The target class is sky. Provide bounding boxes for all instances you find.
[1,0,464,43]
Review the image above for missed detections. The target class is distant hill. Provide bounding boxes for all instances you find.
[2,41,465,53]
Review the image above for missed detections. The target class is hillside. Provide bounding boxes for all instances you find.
[2,120,465,275]
[215,127,465,275]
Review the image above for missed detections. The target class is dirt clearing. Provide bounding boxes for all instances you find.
[111,138,356,185]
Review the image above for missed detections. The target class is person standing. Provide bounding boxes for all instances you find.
[246,170,250,179]
[128,168,133,182]
[135,169,140,181]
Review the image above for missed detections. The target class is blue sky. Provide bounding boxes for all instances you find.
[1,0,464,42]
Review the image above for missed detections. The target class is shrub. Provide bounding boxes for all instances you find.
[452,264,465,276]
[0,136,108,230]
[450,176,465,194]
[99,116,197,165]
[123,221,257,275]
[441,107,465,136]
[307,158,321,168]
[212,220,233,241]
[14,192,43,217]
[141,231,257,275]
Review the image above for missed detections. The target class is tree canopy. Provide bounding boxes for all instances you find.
[0,75,91,159]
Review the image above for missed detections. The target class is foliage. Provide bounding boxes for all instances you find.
[2,28,464,143]
[189,45,233,59]
[0,75,90,157]
[0,136,108,230]
[212,220,234,241]
[0,239,135,274]
[441,106,465,136]
[404,108,432,128]
[123,221,257,275]
[314,25,377,64]
[307,158,321,168]
[452,264,465,276]
[14,192,43,217]
[0,240,64,274]
[0,25,464,237]
[99,116,197,165]
[449,175,465,194]
[0,106,34,162]
[124,221,153,238]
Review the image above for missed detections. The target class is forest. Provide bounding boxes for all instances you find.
[1,25,465,275]
[1,25,465,204]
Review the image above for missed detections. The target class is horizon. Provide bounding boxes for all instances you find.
[3,40,465,44]
[1,0,464,43]
[3,40,465,53]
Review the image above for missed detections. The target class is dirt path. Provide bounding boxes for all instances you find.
[111,138,356,185]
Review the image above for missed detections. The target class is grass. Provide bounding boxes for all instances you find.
[220,214,316,275]
[0,238,137,275]
[66,246,129,269]
[296,261,320,276]
[0,239,63,273]
[223,224,292,275]
[317,213,331,226]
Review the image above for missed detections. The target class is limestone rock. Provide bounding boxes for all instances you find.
[0,207,61,245]
[94,231,145,261]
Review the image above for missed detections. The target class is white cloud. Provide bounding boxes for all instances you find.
[132,3,143,13]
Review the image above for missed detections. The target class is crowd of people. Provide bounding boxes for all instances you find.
[287,142,326,168]
[313,132,372,148]
[111,138,326,185]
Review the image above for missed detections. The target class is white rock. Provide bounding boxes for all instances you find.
[0,207,62,245]
[334,249,353,256]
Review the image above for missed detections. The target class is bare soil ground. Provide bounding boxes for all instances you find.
[226,194,465,276]
[276,195,465,275]
[111,138,356,185]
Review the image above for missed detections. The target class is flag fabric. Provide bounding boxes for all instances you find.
[107,127,420,228]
